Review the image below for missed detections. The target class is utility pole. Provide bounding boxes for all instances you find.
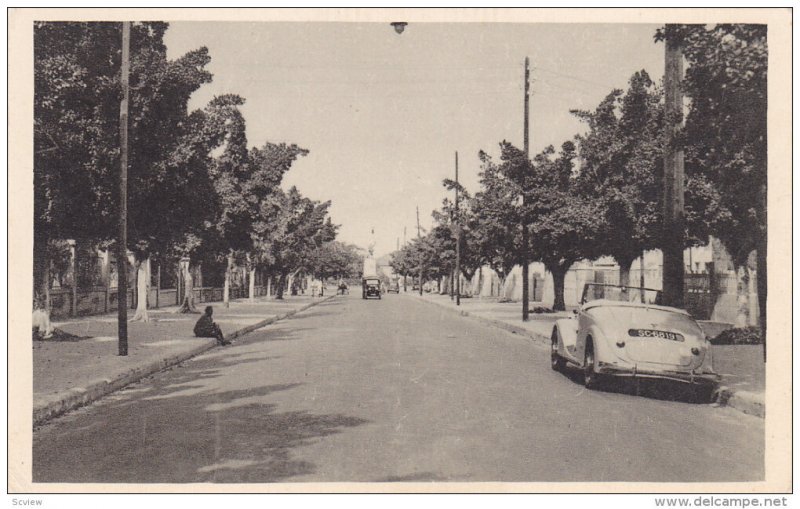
[662,26,685,309]
[521,56,531,321]
[455,151,461,306]
[117,21,131,356]
[416,206,423,296]
[403,226,408,291]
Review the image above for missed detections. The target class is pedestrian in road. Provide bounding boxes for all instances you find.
[194,306,230,346]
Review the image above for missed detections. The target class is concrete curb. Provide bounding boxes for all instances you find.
[33,295,336,427]
[408,294,550,346]
[408,294,764,418]
[714,387,765,418]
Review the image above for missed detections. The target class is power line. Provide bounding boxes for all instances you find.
[533,65,620,91]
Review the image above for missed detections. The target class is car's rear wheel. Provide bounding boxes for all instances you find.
[584,339,599,389]
[551,329,565,372]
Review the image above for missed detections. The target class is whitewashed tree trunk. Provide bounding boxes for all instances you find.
[32,308,54,338]
[266,276,272,297]
[248,257,256,302]
[223,251,234,308]
[176,258,199,313]
[132,256,151,322]
[735,264,751,327]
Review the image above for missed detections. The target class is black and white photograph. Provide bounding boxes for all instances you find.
[8,7,792,496]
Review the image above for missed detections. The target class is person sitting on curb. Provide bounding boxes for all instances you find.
[194,306,230,346]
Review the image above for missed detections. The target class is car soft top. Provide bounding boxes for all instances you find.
[581,299,690,316]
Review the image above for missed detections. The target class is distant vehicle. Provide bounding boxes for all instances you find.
[387,280,400,293]
[550,283,719,398]
[362,277,382,299]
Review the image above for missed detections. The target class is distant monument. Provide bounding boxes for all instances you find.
[363,227,377,276]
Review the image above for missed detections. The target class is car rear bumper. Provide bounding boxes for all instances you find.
[596,363,720,385]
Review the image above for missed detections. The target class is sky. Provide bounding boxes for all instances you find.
[164,22,665,258]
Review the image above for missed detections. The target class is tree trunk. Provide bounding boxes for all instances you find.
[223,250,234,308]
[176,259,199,313]
[32,229,53,338]
[758,182,767,360]
[619,261,631,288]
[132,256,151,322]
[33,228,51,312]
[275,273,286,300]
[248,256,256,303]
[551,267,567,311]
[734,264,751,328]
[757,236,767,360]
[69,239,78,317]
[267,275,272,298]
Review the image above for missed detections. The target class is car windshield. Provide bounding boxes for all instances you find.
[366,279,380,285]
[581,283,662,305]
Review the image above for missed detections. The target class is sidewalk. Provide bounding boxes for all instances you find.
[409,292,765,418]
[33,294,335,426]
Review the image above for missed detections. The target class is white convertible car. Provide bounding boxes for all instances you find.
[551,284,719,396]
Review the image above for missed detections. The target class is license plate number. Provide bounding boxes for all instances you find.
[628,329,684,342]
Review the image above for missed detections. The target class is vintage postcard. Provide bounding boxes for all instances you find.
[8,7,792,495]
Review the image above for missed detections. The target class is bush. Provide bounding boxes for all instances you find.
[710,326,763,345]
[532,306,555,314]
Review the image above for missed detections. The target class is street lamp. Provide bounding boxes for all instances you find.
[390,22,407,34]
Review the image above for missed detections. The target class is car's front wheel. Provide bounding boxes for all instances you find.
[583,339,599,389]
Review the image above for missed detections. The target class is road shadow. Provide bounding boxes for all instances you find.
[33,352,369,483]
[557,366,715,404]
[243,326,317,342]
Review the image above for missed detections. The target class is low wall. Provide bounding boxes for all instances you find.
[47,285,266,320]
[468,264,759,325]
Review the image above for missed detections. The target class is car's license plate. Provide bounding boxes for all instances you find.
[628,329,684,341]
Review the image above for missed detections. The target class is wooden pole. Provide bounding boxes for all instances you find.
[522,57,530,321]
[417,206,423,296]
[117,21,130,356]
[662,27,685,309]
[455,151,461,306]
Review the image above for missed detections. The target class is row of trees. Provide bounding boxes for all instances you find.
[391,24,766,330]
[34,21,361,321]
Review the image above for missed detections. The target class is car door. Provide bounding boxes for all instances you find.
[573,307,593,367]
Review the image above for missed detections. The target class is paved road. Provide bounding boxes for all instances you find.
[33,293,763,483]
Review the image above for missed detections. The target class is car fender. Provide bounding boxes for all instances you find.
[554,318,579,363]
[585,324,615,365]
